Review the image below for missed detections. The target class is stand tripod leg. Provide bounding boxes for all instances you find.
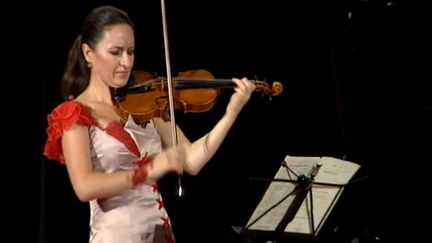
[309,186,315,234]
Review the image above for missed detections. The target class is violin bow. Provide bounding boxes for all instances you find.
[160,0,184,198]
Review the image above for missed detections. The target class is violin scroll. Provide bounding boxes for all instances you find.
[252,80,283,98]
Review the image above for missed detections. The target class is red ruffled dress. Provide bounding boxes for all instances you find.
[44,100,175,243]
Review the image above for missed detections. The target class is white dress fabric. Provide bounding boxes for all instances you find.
[88,115,172,243]
[44,101,175,243]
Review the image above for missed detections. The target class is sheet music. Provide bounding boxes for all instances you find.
[246,155,360,236]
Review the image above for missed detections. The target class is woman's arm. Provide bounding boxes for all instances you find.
[155,78,255,175]
[62,124,184,202]
[62,125,134,202]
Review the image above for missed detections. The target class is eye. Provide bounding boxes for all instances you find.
[110,50,121,56]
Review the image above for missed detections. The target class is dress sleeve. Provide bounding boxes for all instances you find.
[43,101,94,164]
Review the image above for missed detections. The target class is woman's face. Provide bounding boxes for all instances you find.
[86,23,135,88]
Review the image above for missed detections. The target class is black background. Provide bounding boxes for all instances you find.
[14,0,431,242]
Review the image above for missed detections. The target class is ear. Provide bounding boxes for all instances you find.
[82,43,94,63]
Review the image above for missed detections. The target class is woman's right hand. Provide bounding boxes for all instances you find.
[147,145,186,182]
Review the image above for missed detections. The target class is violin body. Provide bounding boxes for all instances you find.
[115,69,283,124]
[172,69,220,113]
[116,70,170,123]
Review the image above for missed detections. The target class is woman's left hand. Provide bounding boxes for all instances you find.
[226,78,256,117]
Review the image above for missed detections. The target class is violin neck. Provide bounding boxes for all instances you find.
[175,79,235,89]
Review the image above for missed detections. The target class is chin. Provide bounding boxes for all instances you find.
[114,79,129,88]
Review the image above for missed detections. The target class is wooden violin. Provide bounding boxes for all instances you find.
[114,69,283,124]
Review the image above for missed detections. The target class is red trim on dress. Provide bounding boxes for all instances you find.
[105,122,140,157]
[161,216,170,227]
[156,199,164,210]
[43,100,141,163]
[43,101,94,163]
[151,184,159,193]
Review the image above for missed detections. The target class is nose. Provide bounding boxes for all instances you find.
[120,53,134,68]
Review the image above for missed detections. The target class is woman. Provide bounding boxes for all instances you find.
[43,5,255,243]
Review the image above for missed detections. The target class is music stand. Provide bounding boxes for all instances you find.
[240,155,361,242]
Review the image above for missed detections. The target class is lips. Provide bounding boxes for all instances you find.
[116,71,129,78]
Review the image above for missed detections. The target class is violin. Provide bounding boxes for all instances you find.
[114,69,283,124]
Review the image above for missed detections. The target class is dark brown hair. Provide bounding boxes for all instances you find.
[60,5,134,100]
